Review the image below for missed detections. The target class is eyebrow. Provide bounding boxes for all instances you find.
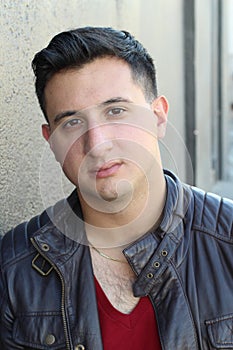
[102,97,132,105]
[53,110,78,124]
[53,97,132,124]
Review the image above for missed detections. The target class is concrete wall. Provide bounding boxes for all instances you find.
[195,0,233,197]
[224,0,233,181]
[0,0,185,234]
[195,0,216,190]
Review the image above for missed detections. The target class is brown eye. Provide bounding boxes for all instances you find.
[108,107,126,117]
[63,118,82,128]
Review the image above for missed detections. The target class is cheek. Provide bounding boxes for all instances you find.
[115,128,160,174]
[119,127,158,154]
[60,143,84,186]
[51,134,84,166]
[62,142,83,168]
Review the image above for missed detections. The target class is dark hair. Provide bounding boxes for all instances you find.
[32,26,158,122]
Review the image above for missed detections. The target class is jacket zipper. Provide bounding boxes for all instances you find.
[31,238,72,350]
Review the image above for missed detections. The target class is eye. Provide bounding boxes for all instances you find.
[107,107,126,117]
[62,118,82,129]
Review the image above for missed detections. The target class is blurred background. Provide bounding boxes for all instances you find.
[1,0,233,235]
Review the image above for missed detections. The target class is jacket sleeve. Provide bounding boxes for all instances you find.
[0,240,25,349]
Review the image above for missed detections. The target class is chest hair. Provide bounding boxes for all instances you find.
[91,252,140,314]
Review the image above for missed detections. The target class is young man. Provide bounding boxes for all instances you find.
[0,27,233,350]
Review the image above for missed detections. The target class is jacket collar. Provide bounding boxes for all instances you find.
[123,170,192,296]
[160,170,192,234]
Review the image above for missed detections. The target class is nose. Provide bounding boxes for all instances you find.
[84,123,113,158]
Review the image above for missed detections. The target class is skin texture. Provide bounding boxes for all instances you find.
[42,57,169,312]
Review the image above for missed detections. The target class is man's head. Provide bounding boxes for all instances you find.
[32,26,158,122]
[34,27,168,216]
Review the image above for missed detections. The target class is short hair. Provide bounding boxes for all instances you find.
[32,26,158,122]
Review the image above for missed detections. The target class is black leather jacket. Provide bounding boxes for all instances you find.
[1,171,233,350]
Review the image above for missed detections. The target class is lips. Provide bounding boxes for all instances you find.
[90,161,123,179]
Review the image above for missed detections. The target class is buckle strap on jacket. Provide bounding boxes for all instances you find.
[32,253,53,276]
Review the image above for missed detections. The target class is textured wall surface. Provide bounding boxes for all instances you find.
[0,0,185,234]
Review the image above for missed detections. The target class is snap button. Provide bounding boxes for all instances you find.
[161,250,168,257]
[41,243,50,252]
[75,345,85,350]
[153,261,160,268]
[147,272,154,279]
[45,334,55,345]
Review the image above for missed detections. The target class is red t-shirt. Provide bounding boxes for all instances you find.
[95,278,162,350]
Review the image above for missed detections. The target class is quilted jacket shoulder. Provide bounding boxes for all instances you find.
[191,186,233,240]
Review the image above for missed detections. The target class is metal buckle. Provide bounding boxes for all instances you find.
[32,253,53,276]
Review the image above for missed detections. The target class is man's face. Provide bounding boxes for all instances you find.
[43,57,168,209]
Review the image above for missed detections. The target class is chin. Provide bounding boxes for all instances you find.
[98,190,119,202]
[78,182,132,214]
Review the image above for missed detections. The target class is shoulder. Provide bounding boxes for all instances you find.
[190,185,233,239]
[0,196,71,267]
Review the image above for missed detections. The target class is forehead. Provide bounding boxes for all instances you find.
[44,57,147,119]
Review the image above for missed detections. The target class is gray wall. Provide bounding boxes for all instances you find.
[195,0,233,199]
[195,0,216,189]
[0,0,185,234]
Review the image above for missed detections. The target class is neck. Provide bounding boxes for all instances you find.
[79,167,166,248]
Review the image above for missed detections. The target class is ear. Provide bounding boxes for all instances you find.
[42,124,60,162]
[42,124,51,142]
[42,123,56,154]
[152,95,169,138]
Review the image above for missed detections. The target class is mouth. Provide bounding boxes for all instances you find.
[90,161,123,179]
